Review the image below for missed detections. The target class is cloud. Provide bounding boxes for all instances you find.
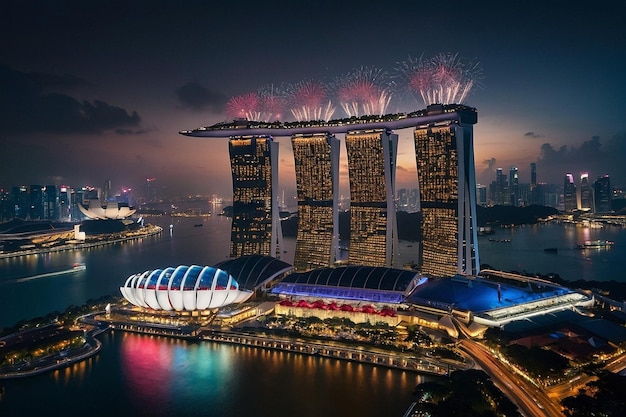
[115,127,153,135]
[176,82,228,113]
[0,64,141,134]
[483,158,497,169]
[535,134,626,186]
[524,131,544,138]
[537,136,602,165]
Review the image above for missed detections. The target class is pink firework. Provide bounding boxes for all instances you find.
[334,66,392,117]
[396,53,481,106]
[287,80,335,121]
[225,92,261,121]
[257,84,287,122]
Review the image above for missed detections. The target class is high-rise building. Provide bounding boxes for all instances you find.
[593,175,612,213]
[228,135,282,258]
[29,185,44,220]
[509,166,519,206]
[579,172,592,211]
[345,129,398,267]
[11,186,29,219]
[44,185,58,220]
[291,133,340,272]
[102,179,112,203]
[494,168,507,205]
[396,188,419,212]
[59,185,72,220]
[414,106,479,277]
[563,173,577,212]
[0,188,10,222]
[476,184,488,207]
[180,103,480,274]
[529,162,540,205]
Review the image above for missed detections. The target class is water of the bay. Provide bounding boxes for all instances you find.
[0,330,426,417]
[1,203,625,416]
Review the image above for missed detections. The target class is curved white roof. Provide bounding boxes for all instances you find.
[78,201,136,219]
[120,265,253,311]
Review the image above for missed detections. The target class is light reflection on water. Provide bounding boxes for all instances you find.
[0,331,427,417]
[475,223,626,281]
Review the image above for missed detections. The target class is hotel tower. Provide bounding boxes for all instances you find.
[414,105,479,277]
[345,129,398,267]
[228,135,282,258]
[291,133,340,272]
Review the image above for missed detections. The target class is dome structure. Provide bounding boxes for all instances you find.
[78,201,136,220]
[120,265,253,311]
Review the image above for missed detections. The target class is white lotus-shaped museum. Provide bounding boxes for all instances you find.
[120,265,253,311]
[78,201,136,219]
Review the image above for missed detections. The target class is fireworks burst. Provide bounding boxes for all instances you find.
[225,92,261,121]
[396,53,482,106]
[222,52,482,123]
[334,66,393,117]
[257,83,287,122]
[286,80,336,122]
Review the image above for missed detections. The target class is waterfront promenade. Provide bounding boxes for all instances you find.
[1,307,470,380]
[0,322,105,379]
[0,224,163,260]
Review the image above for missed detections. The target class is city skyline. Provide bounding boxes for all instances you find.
[1,1,625,199]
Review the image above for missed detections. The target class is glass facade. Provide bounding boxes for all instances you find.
[291,133,340,272]
[228,136,282,258]
[345,129,398,267]
[580,172,592,211]
[414,119,479,278]
[563,173,577,212]
[593,175,612,213]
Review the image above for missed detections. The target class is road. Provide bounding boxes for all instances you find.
[458,339,564,417]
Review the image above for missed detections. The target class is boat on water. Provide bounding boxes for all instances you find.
[14,263,86,283]
[544,247,558,253]
[575,240,615,249]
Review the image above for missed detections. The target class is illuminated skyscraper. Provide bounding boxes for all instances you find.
[291,133,340,271]
[579,172,592,211]
[345,129,398,267]
[509,166,519,206]
[529,162,540,205]
[414,105,479,277]
[228,135,282,258]
[494,168,507,205]
[43,185,58,220]
[563,173,577,212]
[593,175,612,213]
[102,179,112,203]
[29,185,44,220]
[59,185,72,220]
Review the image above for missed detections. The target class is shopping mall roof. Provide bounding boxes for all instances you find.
[270,265,420,304]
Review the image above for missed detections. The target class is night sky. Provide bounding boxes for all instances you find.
[1,0,625,202]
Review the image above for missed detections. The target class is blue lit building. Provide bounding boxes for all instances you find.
[270,265,420,304]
